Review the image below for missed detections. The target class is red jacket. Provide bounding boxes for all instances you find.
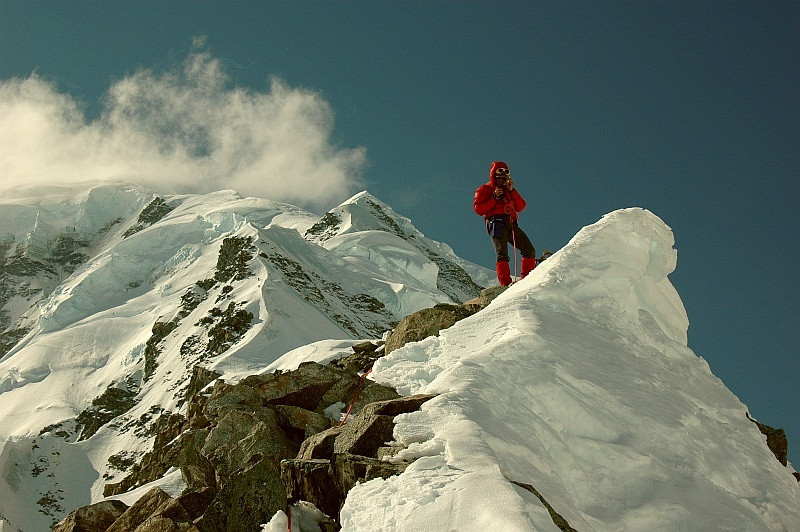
[473,174,527,222]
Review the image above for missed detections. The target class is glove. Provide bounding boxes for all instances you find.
[493,187,504,199]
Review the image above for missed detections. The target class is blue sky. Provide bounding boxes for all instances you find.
[1,1,798,465]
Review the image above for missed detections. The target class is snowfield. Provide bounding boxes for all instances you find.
[0,185,797,531]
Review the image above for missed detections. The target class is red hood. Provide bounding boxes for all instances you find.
[489,161,509,186]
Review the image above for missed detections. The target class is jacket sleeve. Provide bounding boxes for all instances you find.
[473,184,496,216]
[510,189,526,214]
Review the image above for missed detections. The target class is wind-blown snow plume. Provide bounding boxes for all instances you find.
[0,45,365,210]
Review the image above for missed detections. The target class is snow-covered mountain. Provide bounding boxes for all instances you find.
[0,185,797,531]
[0,184,492,531]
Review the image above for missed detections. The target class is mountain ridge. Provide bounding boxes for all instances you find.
[0,187,797,531]
[0,184,492,530]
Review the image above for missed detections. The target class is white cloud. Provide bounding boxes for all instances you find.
[0,48,366,210]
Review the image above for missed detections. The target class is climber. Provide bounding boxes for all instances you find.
[473,161,537,286]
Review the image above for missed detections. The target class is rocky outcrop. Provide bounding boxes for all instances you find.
[282,394,438,520]
[384,303,474,354]
[107,487,190,532]
[54,289,508,531]
[329,340,385,373]
[52,499,128,532]
[58,356,409,531]
[122,197,175,238]
[462,285,508,313]
[508,478,577,532]
[383,286,507,355]
[747,412,791,468]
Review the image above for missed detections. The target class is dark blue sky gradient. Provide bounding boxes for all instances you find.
[2,1,798,464]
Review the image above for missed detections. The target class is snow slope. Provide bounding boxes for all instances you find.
[0,185,491,531]
[335,208,800,531]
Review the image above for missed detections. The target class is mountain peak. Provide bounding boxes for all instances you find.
[306,190,413,241]
[304,190,490,304]
[340,190,376,205]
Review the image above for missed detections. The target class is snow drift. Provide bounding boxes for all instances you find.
[337,208,800,531]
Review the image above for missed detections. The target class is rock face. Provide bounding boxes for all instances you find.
[384,286,506,354]
[55,358,406,531]
[52,499,128,532]
[384,303,475,355]
[747,412,790,466]
[54,289,505,531]
[329,340,385,373]
[282,394,438,520]
[383,286,508,355]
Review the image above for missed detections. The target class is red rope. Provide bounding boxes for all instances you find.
[511,223,519,282]
[340,368,372,426]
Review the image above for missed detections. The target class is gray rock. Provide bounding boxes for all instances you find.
[376,445,404,460]
[352,341,378,353]
[748,413,789,466]
[357,393,439,417]
[53,499,129,532]
[280,454,409,523]
[285,394,436,524]
[333,453,409,493]
[131,515,181,531]
[384,305,473,354]
[297,425,347,460]
[299,395,436,461]
[103,415,188,497]
[238,362,351,410]
[344,381,402,418]
[178,445,216,492]
[274,404,334,440]
[196,454,286,532]
[107,487,172,532]
[201,408,295,480]
[334,414,396,457]
[183,366,221,405]
[236,418,298,469]
[146,497,192,527]
[315,373,370,416]
[176,488,216,521]
[203,381,262,416]
[281,458,341,519]
[95,356,430,531]
[330,341,385,373]
[463,285,507,312]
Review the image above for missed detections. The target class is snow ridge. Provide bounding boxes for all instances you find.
[354,208,799,531]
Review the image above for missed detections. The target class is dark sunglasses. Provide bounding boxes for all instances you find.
[494,168,510,177]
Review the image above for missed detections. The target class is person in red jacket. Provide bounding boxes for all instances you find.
[473,161,536,286]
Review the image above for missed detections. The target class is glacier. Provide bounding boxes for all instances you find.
[0,185,797,531]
